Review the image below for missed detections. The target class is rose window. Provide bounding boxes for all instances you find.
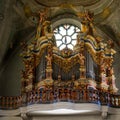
[54,24,80,50]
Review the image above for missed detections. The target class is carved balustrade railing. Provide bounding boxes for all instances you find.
[0,89,120,109]
[0,96,22,109]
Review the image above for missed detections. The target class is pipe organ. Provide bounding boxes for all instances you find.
[0,9,119,109]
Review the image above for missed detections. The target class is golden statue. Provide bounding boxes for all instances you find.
[80,10,94,36]
[78,53,85,66]
[45,53,52,66]
[38,8,48,24]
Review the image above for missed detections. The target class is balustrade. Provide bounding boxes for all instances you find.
[1,89,120,109]
[0,96,22,109]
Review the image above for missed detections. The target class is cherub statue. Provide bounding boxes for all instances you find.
[76,35,81,45]
[107,39,114,49]
[81,10,94,36]
[41,21,51,36]
[78,53,85,66]
[39,8,48,24]
[45,53,52,66]
[84,10,94,23]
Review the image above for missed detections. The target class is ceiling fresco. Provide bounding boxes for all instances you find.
[34,0,100,7]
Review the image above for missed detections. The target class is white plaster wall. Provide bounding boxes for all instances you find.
[0,117,22,120]
[29,114,120,120]
[32,114,102,120]
[109,115,120,120]
[0,113,120,120]
[1,104,120,120]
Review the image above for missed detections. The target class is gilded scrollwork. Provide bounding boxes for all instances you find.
[20,9,118,96]
[1,7,120,110]
[53,54,79,72]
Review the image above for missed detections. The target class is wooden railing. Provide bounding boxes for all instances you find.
[0,96,22,109]
[0,89,120,109]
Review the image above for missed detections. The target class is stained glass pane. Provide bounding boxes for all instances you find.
[59,26,66,36]
[54,34,62,40]
[67,44,73,50]
[56,40,62,47]
[72,33,77,39]
[59,44,66,50]
[67,26,74,36]
[72,40,77,46]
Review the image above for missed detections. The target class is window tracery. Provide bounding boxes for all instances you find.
[54,24,80,50]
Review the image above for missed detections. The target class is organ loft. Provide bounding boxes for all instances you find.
[0,5,120,120]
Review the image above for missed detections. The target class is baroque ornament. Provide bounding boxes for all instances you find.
[0,8,119,110]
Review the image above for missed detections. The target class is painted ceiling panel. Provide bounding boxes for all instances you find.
[35,0,100,7]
